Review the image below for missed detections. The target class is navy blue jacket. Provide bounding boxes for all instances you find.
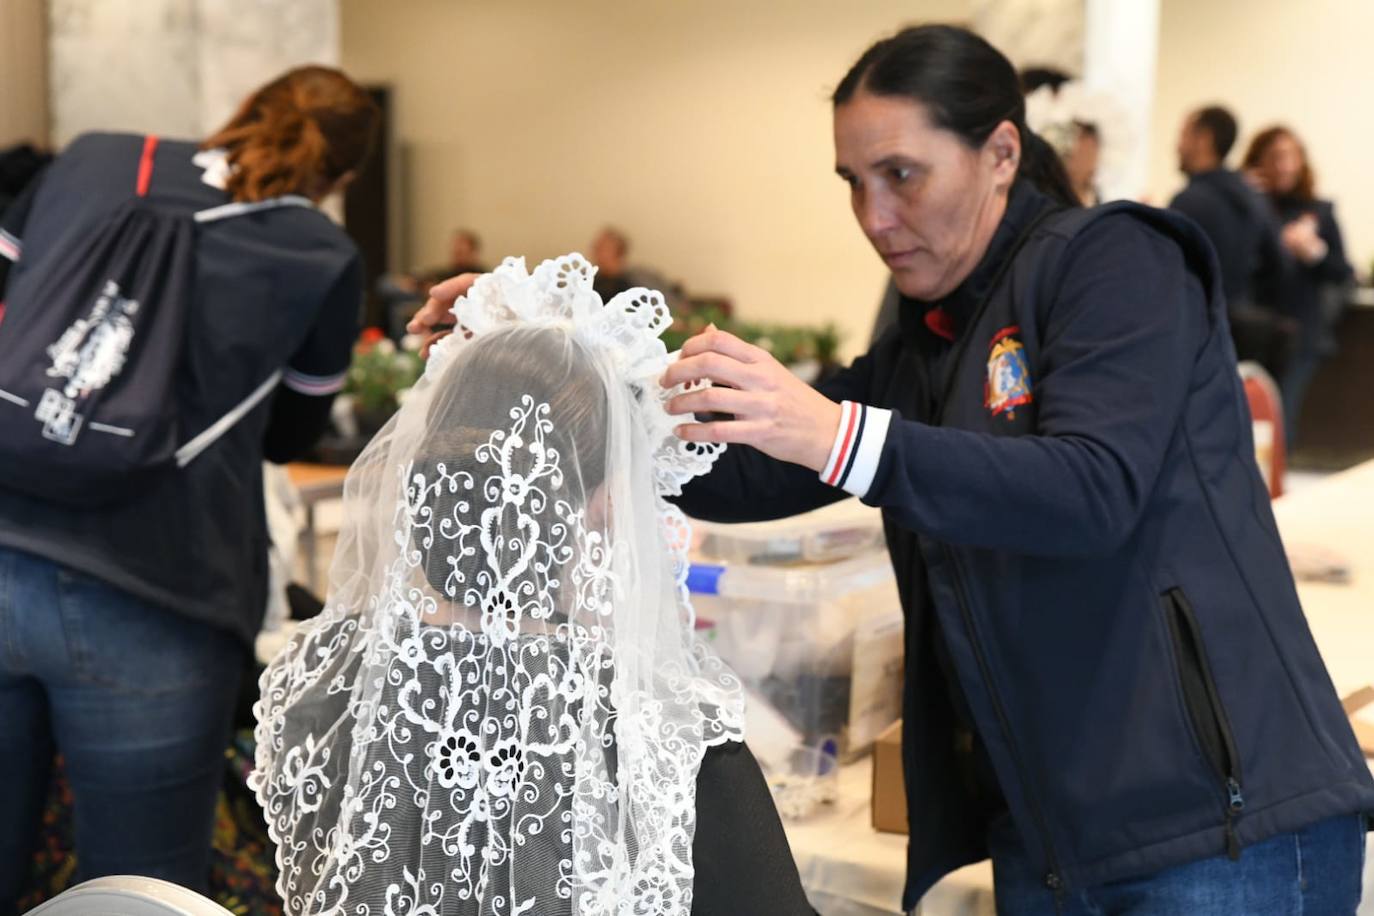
[1169,168,1289,311]
[677,184,1374,908]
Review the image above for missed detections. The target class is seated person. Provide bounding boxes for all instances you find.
[253,254,814,916]
[377,229,489,335]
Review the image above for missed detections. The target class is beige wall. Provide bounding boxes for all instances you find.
[341,0,975,357]
[1151,0,1372,276]
[0,0,49,147]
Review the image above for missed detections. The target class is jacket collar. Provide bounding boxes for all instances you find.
[899,181,1056,344]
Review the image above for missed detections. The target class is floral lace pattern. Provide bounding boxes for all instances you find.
[426,254,722,498]
[254,257,742,916]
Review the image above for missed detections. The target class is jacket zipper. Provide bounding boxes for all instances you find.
[946,546,1067,900]
[1162,587,1246,859]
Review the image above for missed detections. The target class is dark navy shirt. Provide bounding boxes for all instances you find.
[0,132,362,645]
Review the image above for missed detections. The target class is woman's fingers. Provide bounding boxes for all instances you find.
[406,297,452,335]
[418,329,453,360]
[673,417,770,445]
[678,327,763,363]
[662,349,762,392]
[666,385,760,418]
[406,272,480,334]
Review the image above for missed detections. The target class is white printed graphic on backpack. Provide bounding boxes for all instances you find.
[37,279,139,446]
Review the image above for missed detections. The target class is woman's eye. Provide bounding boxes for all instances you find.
[890,166,912,184]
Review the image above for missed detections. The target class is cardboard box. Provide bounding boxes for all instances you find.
[871,718,908,834]
[1341,686,1374,757]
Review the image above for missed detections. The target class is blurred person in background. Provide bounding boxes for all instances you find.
[411,227,489,290]
[1243,126,1354,446]
[376,228,488,338]
[590,224,688,313]
[1170,105,1293,374]
[0,66,377,910]
[1020,67,1100,207]
[590,224,634,300]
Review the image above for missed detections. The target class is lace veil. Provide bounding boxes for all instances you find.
[252,254,744,915]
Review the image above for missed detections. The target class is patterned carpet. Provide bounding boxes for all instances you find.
[17,730,283,916]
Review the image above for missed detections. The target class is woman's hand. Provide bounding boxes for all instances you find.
[661,327,843,473]
[405,273,481,358]
[1281,215,1327,265]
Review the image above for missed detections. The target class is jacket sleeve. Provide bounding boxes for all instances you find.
[1313,201,1353,285]
[1253,200,1296,308]
[841,215,1209,557]
[671,331,895,523]
[263,257,363,463]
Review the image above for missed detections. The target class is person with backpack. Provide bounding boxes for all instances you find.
[0,66,378,910]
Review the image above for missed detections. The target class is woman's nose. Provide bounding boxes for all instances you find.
[856,191,899,238]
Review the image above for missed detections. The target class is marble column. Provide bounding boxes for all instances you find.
[1083,0,1160,202]
[48,0,339,148]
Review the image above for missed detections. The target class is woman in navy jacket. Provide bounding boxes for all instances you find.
[1242,125,1355,447]
[660,26,1373,916]
[407,25,1371,916]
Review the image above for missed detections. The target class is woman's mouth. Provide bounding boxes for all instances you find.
[881,247,919,267]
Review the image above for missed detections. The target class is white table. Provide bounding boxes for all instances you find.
[285,462,349,593]
[784,460,1374,915]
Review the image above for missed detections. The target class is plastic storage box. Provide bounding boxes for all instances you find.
[687,502,903,762]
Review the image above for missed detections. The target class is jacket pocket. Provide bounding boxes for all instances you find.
[1162,586,1246,858]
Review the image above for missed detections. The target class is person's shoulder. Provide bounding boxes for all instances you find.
[1076,206,1188,256]
[1047,205,1202,291]
[1167,178,1214,212]
[256,204,357,255]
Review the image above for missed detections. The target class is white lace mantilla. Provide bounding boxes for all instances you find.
[253,255,742,916]
[426,254,721,498]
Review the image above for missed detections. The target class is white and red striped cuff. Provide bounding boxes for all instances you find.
[819,401,892,499]
[0,229,21,262]
[283,367,348,397]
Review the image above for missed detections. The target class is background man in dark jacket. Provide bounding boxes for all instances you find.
[1170,105,1294,374]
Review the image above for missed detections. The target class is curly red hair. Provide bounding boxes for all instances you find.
[202,65,379,203]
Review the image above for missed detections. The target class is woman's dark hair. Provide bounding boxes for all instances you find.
[1020,66,1071,95]
[1242,125,1314,202]
[833,24,1079,208]
[414,327,609,597]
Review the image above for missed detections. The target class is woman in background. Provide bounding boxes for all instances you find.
[0,66,377,910]
[1243,125,1354,446]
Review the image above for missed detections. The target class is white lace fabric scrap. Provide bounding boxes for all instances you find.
[253,254,742,916]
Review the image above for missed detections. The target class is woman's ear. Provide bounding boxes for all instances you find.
[986,120,1021,189]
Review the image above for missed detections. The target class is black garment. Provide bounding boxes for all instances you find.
[593,270,634,302]
[1264,196,1354,444]
[1169,169,1286,308]
[0,144,51,221]
[0,133,362,646]
[883,187,1070,818]
[678,183,1374,908]
[691,741,816,916]
[1169,169,1293,371]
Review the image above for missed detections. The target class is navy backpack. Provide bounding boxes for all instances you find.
[0,135,313,506]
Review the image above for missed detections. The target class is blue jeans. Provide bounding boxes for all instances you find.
[991,812,1367,915]
[0,548,244,914]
